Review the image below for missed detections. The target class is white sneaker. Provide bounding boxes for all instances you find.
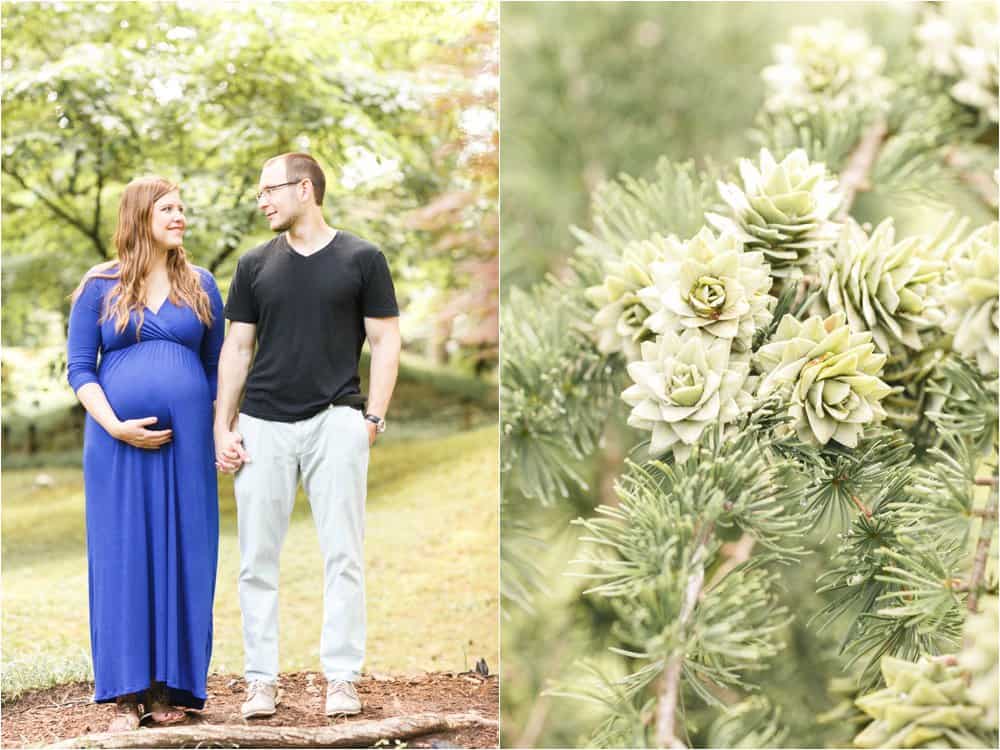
[242,679,280,719]
[325,679,362,716]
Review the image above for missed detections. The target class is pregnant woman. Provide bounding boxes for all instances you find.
[66,176,224,731]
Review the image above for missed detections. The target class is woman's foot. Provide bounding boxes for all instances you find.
[145,682,187,726]
[108,695,141,733]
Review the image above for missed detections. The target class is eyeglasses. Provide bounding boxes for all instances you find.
[255,180,303,202]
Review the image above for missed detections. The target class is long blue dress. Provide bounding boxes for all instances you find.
[66,266,224,709]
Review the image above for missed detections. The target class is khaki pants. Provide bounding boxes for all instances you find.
[233,405,369,682]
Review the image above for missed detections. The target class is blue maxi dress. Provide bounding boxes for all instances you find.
[66,267,224,708]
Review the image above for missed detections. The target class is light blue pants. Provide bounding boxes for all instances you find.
[233,405,369,683]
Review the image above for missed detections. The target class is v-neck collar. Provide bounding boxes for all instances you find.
[283,230,340,259]
[145,296,170,316]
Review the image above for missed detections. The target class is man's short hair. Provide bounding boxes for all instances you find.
[265,152,326,205]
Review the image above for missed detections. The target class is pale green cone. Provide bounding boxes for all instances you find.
[762,19,894,114]
[950,20,999,123]
[854,656,993,748]
[585,236,665,361]
[917,4,999,123]
[623,329,752,461]
[958,596,998,731]
[818,676,872,739]
[756,312,891,447]
[707,148,842,279]
[818,217,952,356]
[942,223,999,376]
[638,227,773,352]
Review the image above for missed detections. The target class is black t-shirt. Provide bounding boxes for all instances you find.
[224,230,399,422]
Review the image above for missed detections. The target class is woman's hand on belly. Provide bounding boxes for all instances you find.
[111,416,173,449]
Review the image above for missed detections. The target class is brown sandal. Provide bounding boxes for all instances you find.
[145,682,187,726]
[108,695,141,733]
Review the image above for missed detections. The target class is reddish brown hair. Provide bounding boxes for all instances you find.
[71,176,212,337]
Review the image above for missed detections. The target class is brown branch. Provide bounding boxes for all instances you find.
[944,147,999,212]
[974,477,999,487]
[93,133,105,255]
[705,532,756,593]
[792,274,819,311]
[50,712,498,749]
[966,481,998,615]
[655,522,713,750]
[836,118,889,220]
[514,695,552,749]
[207,175,259,272]
[67,145,83,196]
[3,163,107,259]
[850,493,873,518]
[512,640,567,748]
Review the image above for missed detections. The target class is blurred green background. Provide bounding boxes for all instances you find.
[2,1,499,702]
[500,2,996,747]
[500,1,994,291]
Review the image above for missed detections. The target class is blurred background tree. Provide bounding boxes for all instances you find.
[500,2,997,747]
[2,0,498,455]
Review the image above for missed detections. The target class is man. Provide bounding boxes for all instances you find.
[214,152,401,719]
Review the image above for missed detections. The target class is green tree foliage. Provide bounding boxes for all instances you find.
[2,1,496,357]
[499,2,934,290]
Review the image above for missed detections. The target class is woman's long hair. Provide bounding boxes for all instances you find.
[71,176,212,337]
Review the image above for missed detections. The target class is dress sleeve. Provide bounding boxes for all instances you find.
[66,277,105,393]
[199,271,226,401]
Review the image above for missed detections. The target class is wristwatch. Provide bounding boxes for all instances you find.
[364,413,387,433]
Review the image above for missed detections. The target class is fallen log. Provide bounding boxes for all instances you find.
[48,711,499,749]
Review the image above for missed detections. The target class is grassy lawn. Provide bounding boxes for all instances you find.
[1,426,498,701]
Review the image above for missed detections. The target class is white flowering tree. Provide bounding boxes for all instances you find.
[502,8,998,747]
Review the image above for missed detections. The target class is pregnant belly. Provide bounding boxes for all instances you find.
[100,341,210,430]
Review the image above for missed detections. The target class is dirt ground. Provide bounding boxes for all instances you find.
[1,671,499,748]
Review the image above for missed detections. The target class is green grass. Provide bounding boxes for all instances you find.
[1,426,499,702]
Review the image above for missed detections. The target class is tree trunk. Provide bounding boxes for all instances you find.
[51,711,498,749]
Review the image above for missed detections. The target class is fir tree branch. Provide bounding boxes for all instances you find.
[793,274,819,309]
[850,493,873,518]
[966,481,998,615]
[706,532,756,592]
[835,118,889,220]
[943,147,999,211]
[655,521,714,750]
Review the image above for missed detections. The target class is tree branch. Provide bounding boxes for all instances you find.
[67,145,83,196]
[655,521,713,750]
[705,531,756,593]
[93,132,106,255]
[836,118,889,220]
[208,174,257,272]
[850,493,873,518]
[966,481,998,615]
[3,163,107,259]
[51,712,498,749]
[944,147,999,212]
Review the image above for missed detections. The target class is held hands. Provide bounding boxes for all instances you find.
[214,428,249,474]
[113,417,173,449]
